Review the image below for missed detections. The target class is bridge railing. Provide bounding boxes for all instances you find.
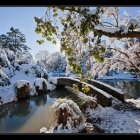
[57,77,112,107]
[87,79,124,102]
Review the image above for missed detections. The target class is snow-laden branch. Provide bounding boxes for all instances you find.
[94,19,140,38]
[108,47,140,72]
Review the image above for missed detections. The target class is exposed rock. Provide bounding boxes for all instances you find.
[14,80,32,100]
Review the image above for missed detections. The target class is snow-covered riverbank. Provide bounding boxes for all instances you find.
[86,98,140,133]
[0,71,57,104]
[0,71,140,133]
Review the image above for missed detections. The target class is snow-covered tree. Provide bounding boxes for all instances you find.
[0,27,31,67]
[0,28,36,81]
[46,52,67,73]
[0,27,30,55]
[35,7,140,80]
[90,39,140,78]
[17,50,34,65]
[35,50,49,67]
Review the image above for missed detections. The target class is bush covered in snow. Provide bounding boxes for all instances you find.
[65,86,98,110]
[0,48,11,67]
[5,49,15,63]
[2,66,15,78]
[17,62,48,80]
[0,28,50,88]
[14,80,32,100]
[34,78,47,95]
[78,92,98,110]
[32,62,48,79]
[0,69,11,86]
[17,51,34,65]
[40,98,85,133]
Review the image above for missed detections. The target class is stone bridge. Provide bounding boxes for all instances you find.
[56,77,124,107]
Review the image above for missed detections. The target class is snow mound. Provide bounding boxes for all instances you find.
[34,78,47,90]
[14,80,32,89]
[0,71,36,104]
[47,77,58,91]
[49,77,57,85]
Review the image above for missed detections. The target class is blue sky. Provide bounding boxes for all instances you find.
[0,7,140,59]
[0,7,60,59]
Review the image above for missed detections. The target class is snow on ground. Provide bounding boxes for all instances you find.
[0,71,36,104]
[86,99,140,133]
[0,71,57,104]
[1,70,140,133]
[99,72,139,80]
[48,77,57,85]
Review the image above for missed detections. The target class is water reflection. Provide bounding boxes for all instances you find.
[0,94,55,133]
[0,106,9,125]
[99,80,140,99]
[49,87,75,99]
[0,100,31,127]
[0,100,32,132]
[9,100,31,118]
[0,89,81,133]
[33,95,47,107]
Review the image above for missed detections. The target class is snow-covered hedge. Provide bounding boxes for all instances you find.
[19,62,48,80]
[0,48,11,67]
[0,69,10,86]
